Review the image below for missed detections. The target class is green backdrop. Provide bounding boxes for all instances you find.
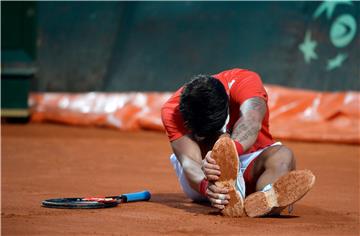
[2,1,359,92]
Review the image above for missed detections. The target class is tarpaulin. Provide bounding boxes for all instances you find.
[30,92,171,131]
[29,85,360,144]
[265,86,359,144]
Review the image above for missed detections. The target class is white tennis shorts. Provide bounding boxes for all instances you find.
[170,142,282,202]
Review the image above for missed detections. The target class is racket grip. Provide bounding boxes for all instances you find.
[122,190,151,202]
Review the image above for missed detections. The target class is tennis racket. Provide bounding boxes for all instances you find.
[42,190,151,209]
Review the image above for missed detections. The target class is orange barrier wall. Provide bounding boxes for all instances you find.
[265,86,359,144]
[29,85,360,144]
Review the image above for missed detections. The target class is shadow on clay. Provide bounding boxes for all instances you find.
[150,193,302,218]
[150,193,215,215]
[149,193,358,222]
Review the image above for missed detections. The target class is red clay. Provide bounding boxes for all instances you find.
[1,124,359,235]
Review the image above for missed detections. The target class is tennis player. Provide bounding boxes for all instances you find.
[161,68,315,217]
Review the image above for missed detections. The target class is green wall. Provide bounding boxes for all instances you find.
[1,1,36,62]
[3,1,359,92]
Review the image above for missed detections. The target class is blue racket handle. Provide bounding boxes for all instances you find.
[122,190,151,202]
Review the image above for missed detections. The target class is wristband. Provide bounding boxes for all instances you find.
[199,178,209,197]
[233,140,244,155]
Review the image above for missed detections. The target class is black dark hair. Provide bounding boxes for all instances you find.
[180,74,229,138]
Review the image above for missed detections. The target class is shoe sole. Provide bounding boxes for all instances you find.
[211,135,245,217]
[244,169,315,217]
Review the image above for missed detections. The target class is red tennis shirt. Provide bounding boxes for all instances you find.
[161,68,275,154]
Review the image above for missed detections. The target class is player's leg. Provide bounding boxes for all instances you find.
[244,145,315,217]
[241,143,284,196]
[254,145,296,191]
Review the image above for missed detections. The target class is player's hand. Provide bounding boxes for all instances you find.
[206,182,230,210]
[202,151,221,181]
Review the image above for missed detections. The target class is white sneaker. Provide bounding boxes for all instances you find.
[211,135,245,217]
[244,170,315,217]
[235,166,246,199]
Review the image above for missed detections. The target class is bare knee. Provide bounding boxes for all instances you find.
[254,145,296,191]
[265,145,296,173]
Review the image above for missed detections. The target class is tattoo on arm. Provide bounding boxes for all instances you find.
[240,97,266,118]
[231,97,267,148]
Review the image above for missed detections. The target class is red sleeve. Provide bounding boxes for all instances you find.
[229,70,268,104]
[161,88,189,141]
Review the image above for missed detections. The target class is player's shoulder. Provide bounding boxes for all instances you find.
[213,68,261,81]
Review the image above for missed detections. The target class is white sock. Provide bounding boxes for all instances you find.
[261,183,272,192]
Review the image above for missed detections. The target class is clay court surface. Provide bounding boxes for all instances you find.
[1,123,359,235]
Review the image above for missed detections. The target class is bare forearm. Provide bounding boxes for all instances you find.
[231,116,261,151]
[231,97,266,152]
[171,136,205,194]
[180,156,205,192]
